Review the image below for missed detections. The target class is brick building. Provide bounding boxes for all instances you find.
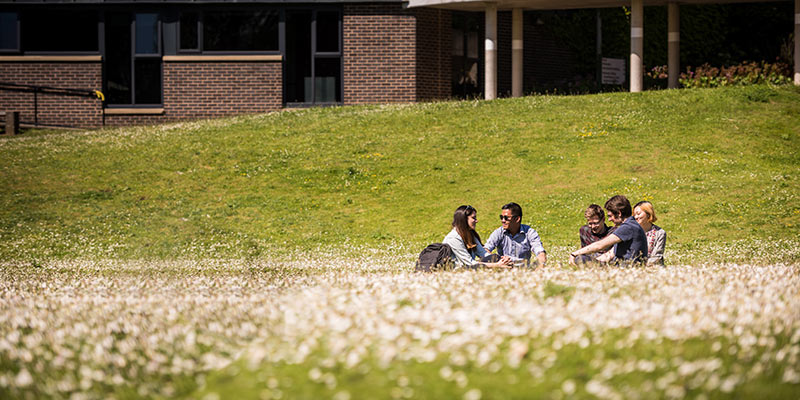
[0,0,576,128]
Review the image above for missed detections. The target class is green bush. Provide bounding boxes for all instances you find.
[647,61,792,88]
[681,61,790,88]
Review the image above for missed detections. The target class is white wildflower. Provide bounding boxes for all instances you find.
[463,388,482,400]
[561,379,576,395]
[14,369,33,387]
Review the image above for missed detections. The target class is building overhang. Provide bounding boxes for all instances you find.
[406,0,790,12]
[0,0,401,4]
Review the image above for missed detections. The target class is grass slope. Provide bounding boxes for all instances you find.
[1,85,798,260]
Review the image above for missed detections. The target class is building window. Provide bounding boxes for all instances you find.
[135,13,160,55]
[21,10,98,52]
[0,12,19,52]
[285,9,342,105]
[105,12,162,106]
[178,9,279,53]
[179,12,199,51]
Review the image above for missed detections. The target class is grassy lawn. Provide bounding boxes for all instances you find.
[202,333,799,400]
[1,85,798,260]
[1,85,799,399]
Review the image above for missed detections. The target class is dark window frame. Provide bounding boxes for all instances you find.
[132,11,162,105]
[104,10,163,108]
[177,6,281,55]
[284,6,342,108]
[16,7,102,55]
[177,11,200,53]
[135,12,162,56]
[0,11,20,53]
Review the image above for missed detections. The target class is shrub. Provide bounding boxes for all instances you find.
[647,61,792,88]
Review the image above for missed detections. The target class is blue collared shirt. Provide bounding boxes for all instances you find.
[484,224,546,261]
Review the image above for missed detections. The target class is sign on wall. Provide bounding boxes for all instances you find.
[602,58,626,85]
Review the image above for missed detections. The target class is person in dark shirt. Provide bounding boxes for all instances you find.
[570,195,648,265]
[574,204,615,263]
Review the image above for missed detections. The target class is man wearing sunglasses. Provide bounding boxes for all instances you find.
[483,202,547,267]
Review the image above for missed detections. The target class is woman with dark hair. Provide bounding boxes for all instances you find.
[443,205,513,269]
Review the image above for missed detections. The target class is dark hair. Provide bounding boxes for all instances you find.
[452,205,482,250]
[585,204,604,220]
[501,202,523,218]
[604,195,632,219]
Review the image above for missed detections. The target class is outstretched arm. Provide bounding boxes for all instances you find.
[481,256,513,269]
[570,234,622,264]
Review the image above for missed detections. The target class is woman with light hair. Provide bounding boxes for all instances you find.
[633,201,666,265]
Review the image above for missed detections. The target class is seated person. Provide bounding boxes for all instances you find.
[633,201,666,265]
[443,205,512,269]
[575,204,615,263]
[484,202,547,267]
[570,195,648,265]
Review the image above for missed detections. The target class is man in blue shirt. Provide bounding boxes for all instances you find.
[570,195,648,265]
[484,202,547,267]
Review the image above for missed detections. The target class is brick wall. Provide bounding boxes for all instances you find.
[103,113,167,127]
[163,61,282,120]
[107,61,282,127]
[0,60,283,128]
[1,3,463,128]
[342,4,417,104]
[0,62,103,128]
[415,8,451,101]
[106,61,282,127]
[0,6,584,129]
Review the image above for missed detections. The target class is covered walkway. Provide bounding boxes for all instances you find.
[407,0,800,99]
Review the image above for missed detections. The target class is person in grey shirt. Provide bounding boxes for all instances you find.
[633,201,666,265]
[484,202,547,267]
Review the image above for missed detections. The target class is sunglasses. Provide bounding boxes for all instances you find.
[465,205,475,214]
[500,215,517,221]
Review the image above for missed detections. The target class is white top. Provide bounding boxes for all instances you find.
[443,228,487,267]
[644,225,667,265]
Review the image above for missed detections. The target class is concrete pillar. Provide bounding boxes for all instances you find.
[512,8,523,97]
[795,0,799,85]
[668,2,680,89]
[630,0,644,92]
[485,2,498,100]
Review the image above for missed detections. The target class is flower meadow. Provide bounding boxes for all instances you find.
[1,85,799,398]
[1,245,799,399]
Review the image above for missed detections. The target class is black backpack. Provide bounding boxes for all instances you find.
[415,243,454,272]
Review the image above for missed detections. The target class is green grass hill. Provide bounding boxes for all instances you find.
[1,85,798,261]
